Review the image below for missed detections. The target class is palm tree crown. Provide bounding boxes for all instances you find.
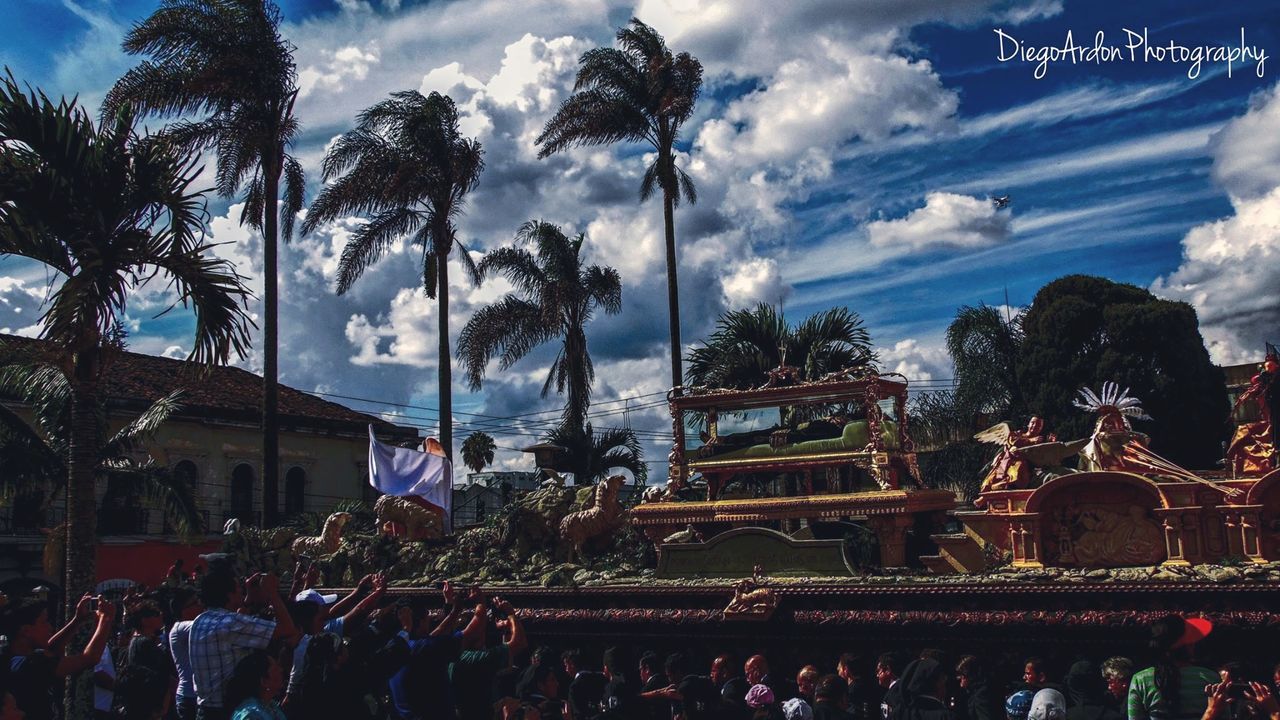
[0,75,253,605]
[457,220,622,432]
[105,0,306,526]
[542,422,645,486]
[460,432,496,475]
[536,17,702,394]
[686,304,876,391]
[303,90,484,459]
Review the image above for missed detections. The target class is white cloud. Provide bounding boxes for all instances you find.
[1151,187,1280,365]
[1152,83,1280,365]
[867,192,1011,250]
[1210,86,1280,202]
[878,337,951,383]
[720,257,789,309]
[299,44,380,99]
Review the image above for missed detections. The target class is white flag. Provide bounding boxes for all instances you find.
[368,425,453,533]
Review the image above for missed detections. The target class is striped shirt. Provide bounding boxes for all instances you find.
[1127,666,1217,720]
[189,609,275,708]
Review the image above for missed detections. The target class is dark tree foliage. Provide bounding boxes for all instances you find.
[1018,275,1228,468]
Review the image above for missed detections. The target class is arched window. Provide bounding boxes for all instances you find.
[174,460,199,493]
[285,467,306,517]
[230,463,255,524]
[475,498,486,524]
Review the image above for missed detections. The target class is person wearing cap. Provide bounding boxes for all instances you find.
[1007,690,1036,720]
[746,683,780,719]
[957,656,1001,720]
[1029,689,1067,720]
[1128,616,1218,720]
[384,581,474,720]
[284,574,385,709]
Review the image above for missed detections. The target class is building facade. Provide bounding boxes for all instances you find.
[0,334,417,592]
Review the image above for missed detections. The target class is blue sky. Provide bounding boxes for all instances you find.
[3,0,1278,475]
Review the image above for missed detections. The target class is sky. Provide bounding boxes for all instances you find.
[2,0,1278,479]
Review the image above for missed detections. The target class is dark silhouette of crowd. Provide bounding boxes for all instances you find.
[2,561,1279,720]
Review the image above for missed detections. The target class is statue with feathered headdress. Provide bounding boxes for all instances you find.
[1073,382,1152,472]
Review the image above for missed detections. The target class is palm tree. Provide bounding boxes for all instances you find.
[0,76,253,606]
[945,304,1025,420]
[457,220,622,432]
[302,91,484,461]
[536,18,702,396]
[0,348,204,540]
[460,432,495,475]
[686,303,876,391]
[542,422,645,486]
[104,0,306,527]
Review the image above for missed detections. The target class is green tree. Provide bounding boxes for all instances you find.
[1018,275,1228,468]
[302,91,484,461]
[457,221,622,432]
[685,303,876,391]
[105,0,306,526]
[536,18,702,395]
[0,349,204,540]
[542,422,646,486]
[461,432,496,474]
[0,77,253,605]
[946,304,1026,421]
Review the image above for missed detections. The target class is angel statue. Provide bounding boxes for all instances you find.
[975,417,1084,501]
[1073,383,1152,472]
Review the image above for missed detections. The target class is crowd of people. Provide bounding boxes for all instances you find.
[1,560,1279,720]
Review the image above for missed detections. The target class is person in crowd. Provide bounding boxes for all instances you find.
[93,641,116,720]
[1203,679,1280,720]
[126,599,176,710]
[1100,659,1133,708]
[880,653,908,720]
[0,675,20,720]
[637,652,670,719]
[890,659,951,720]
[785,695,816,720]
[1063,661,1120,720]
[384,582,473,720]
[189,568,297,720]
[798,667,820,704]
[1024,660,1061,694]
[224,650,286,720]
[839,653,881,720]
[600,646,638,718]
[748,655,798,704]
[813,675,855,720]
[2,594,115,720]
[747,683,782,720]
[452,595,526,720]
[1029,690,1066,720]
[668,651,720,720]
[565,650,608,720]
[1127,616,1218,720]
[715,653,751,720]
[1007,691,1036,720]
[169,588,205,720]
[284,573,385,710]
[523,664,566,720]
[957,656,1001,720]
[115,665,171,720]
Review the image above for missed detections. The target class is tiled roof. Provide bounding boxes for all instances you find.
[0,334,415,437]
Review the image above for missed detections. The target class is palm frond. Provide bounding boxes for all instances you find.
[100,390,183,460]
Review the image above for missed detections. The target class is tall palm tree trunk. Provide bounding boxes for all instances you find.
[65,368,99,610]
[564,325,588,433]
[663,190,683,394]
[262,156,280,527]
[437,248,452,460]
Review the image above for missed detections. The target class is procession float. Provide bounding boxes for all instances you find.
[242,347,1280,653]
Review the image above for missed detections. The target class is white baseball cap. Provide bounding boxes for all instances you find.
[295,589,338,605]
